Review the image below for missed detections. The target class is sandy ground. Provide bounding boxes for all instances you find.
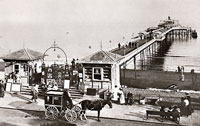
[121,70,200,90]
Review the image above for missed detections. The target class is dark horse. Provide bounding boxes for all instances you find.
[79,99,112,121]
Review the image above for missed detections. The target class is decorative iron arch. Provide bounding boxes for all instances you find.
[42,41,68,63]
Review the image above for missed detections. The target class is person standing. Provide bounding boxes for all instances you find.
[127,91,133,105]
[177,66,181,73]
[112,85,119,104]
[181,66,184,73]
[118,88,125,105]
[0,80,5,97]
[118,43,121,49]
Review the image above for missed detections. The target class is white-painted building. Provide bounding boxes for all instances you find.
[1,48,43,92]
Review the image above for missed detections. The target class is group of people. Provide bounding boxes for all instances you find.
[7,71,20,83]
[112,85,125,104]
[177,66,184,73]
[110,86,135,105]
[160,105,180,122]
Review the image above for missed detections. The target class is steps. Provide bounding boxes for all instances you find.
[20,85,83,99]
[69,86,83,99]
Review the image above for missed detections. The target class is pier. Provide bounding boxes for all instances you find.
[111,25,194,69]
[80,17,197,93]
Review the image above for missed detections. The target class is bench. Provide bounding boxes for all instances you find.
[146,110,180,124]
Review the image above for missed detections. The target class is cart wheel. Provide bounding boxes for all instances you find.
[72,105,82,116]
[45,105,59,120]
[65,109,77,122]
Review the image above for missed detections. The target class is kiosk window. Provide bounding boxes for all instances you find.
[93,68,102,80]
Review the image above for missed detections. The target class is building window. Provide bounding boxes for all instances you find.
[103,68,111,81]
[84,67,92,81]
[93,68,102,80]
[14,64,19,74]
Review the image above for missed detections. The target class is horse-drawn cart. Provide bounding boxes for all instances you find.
[44,90,81,122]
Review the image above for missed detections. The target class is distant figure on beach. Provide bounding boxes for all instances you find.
[181,66,184,73]
[179,73,184,82]
[177,66,181,73]
[118,43,121,49]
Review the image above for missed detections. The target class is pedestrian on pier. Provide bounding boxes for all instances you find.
[118,43,121,49]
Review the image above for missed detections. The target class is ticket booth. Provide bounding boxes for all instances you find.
[79,50,123,94]
[1,48,43,92]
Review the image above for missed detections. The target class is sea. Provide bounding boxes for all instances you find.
[126,34,200,73]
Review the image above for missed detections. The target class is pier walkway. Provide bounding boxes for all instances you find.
[110,26,190,66]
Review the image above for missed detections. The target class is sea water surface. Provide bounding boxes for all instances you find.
[126,34,200,73]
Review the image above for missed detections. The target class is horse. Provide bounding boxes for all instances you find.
[79,99,112,122]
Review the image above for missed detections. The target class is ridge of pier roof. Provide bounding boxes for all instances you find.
[1,48,43,61]
[80,50,123,64]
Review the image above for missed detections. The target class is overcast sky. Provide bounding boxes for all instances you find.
[0,0,200,59]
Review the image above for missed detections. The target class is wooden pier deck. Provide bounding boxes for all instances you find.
[110,26,190,66]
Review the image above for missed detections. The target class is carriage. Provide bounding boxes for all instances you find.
[44,90,81,122]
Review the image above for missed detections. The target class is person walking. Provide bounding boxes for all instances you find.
[31,84,38,103]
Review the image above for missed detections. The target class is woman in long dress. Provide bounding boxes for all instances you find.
[112,85,119,103]
[118,88,125,105]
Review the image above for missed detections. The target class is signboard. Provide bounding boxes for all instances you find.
[6,82,12,91]
[79,73,83,78]
[11,83,21,92]
[21,76,29,87]
[64,80,70,89]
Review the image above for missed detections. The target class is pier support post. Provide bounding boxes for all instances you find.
[134,56,136,79]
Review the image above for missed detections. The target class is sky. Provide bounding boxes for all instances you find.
[0,0,200,60]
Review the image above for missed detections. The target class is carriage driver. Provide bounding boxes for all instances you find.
[62,89,73,109]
